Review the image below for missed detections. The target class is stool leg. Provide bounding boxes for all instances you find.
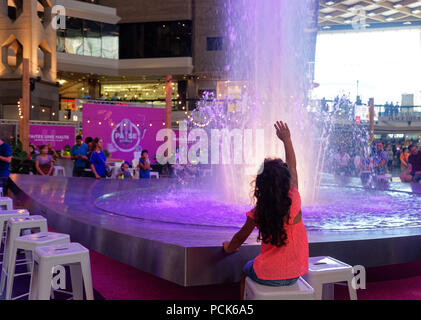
[29,260,39,300]
[313,284,323,300]
[40,224,48,233]
[24,250,32,273]
[0,226,18,294]
[5,246,18,300]
[347,279,358,300]
[81,257,94,300]
[69,263,84,300]
[37,260,53,300]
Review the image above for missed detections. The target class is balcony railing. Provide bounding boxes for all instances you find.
[375,106,421,121]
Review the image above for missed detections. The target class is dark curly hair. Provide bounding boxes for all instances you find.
[253,158,292,248]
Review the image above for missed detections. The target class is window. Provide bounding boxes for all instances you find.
[57,17,119,59]
[65,17,84,55]
[119,21,192,59]
[207,37,223,51]
[101,23,119,59]
[83,20,101,57]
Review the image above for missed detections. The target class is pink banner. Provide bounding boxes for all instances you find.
[82,103,166,162]
[29,125,75,150]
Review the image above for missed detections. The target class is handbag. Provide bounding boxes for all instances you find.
[96,151,112,178]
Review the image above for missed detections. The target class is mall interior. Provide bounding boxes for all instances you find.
[0,0,420,302]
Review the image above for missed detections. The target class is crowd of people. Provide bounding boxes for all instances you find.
[70,135,151,180]
[331,139,421,184]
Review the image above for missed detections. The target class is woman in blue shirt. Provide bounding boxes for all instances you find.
[90,138,107,179]
[139,150,151,179]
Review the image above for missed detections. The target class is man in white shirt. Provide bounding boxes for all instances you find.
[333,146,351,176]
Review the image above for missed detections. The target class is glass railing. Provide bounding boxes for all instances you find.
[375,106,421,120]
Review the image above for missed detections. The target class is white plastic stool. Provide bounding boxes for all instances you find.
[29,243,94,300]
[0,215,48,295]
[244,277,315,300]
[150,172,159,179]
[302,256,357,300]
[53,166,65,177]
[0,197,13,211]
[0,210,30,247]
[5,232,70,300]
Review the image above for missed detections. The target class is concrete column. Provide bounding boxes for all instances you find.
[19,59,30,152]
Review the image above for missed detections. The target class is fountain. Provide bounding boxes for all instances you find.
[94,0,421,233]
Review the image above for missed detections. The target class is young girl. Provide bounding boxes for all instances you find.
[35,145,54,176]
[138,150,151,179]
[223,121,309,298]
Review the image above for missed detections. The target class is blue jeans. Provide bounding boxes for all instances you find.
[243,260,299,286]
[0,177,9,196]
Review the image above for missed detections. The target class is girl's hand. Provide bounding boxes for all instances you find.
[274,121,291,142]
[223,241,239,254]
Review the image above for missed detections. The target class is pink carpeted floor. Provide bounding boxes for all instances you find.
[88,248,421,300]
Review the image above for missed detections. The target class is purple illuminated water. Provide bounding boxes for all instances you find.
[95,178,421,231]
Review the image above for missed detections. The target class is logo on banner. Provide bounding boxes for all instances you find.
[111,119,145,152]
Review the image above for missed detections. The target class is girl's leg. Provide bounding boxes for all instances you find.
[240,272,247,300]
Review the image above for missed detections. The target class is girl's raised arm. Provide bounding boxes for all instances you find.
[275,121,298,189]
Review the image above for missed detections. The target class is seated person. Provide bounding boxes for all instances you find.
[401,145,421,182]
[35,145,54,176]
[372,141,388,176]
[223,121,308,299]
[333,146,351,176]
[117,161,132,179]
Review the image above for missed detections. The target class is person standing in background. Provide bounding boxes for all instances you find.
[90,138,107,179]
[0,138,12,196]
[139,150,151,179]
[71,135,89,177]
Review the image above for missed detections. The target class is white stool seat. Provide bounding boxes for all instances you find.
[5,232,70,300]
[53,166,65,177]
[244,277,315,300]
[0,197,13,211]
[0,210,30,247]
[302,256,357,300]
[150,172,159,179]
[0,215,48,295]
[29,243,94,300]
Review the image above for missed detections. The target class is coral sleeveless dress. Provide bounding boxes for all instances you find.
[246,186,309,280]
